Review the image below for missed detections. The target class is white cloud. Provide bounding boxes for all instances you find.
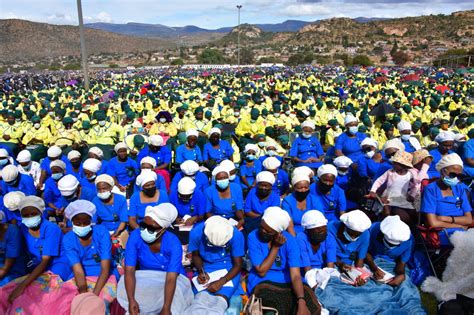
[85,11,113,23]
[280,3,332,16]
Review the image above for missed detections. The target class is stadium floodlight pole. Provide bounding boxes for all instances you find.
[76,0,90,91]
[237,5,242,67]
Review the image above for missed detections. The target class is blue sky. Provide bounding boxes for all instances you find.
[1,0,473,29]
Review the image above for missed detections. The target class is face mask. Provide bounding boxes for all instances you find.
[98,121,106,127]
[338,170,349,176]
[257,187,271,198]
[246,154,256,161]
[73,225,92,237]
[0,159,8,166]
[308,231,327,245]
[216,179,230,190]
[294,190,309,201]
[88,174,97,181]
[318,182,333,193]
[274,113,280,118]
[258,141,266,148]
[285,110,291,115]
[442,176,459,187]
[52,173,63,181]
[49,112,55,116]
[97,191,111,200]
[383,236,398,249]
[259,230,274,243]
[401,134,411,141]
[22,215,41,228]
[72,118,78,122]
[34,123,41,129]
[301,133,312,139]
[266,150,276,157]
[343,229,359,242]
[159,118,167,123]
[364,151,375,159]
[143,186,157,197]
[22,162,32,171]
[348,126,358,135]
[140,228,159,243]
[229,174,236,181]
[234,112,240,117]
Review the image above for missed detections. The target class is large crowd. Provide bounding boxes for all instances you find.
[0,66,473,315]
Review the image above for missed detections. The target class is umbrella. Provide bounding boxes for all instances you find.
[435,85,451,94]
[401,74,420,81]
[202,71,210,77]
[405,80,423,87]
[66,80,78,86]
[369,102,399,117]
[251,74,263,80]
[374,76,388,84]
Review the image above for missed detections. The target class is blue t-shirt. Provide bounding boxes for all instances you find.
[289,135,324,169]
[43,177,62,212]
[335,132,367,162]
[368,222,413,264]
[297,231,337,269]
[125,229,183,274]
[374,160,392,180]
[1,173,36,197]
[0,224,27,285]
[358,156,381,179]
[169,189,206,218]
[244,187,280,215]
[106,157,138,186]
[204,183,243,218]
[170,172,209,194]
[239,160,262,190]
[92,194,128,232]
[63,225,112,279]
[247,230,301,293]
[310,182,346,221]
[421,181,472,217]
[203,140,234,163]
[282,194,324,233]
[175,144,203,164]
[134,174,167,194]
[401,139,417,153]
[327,221,370,265]
[137,145,172,166]
[128,190,169,223]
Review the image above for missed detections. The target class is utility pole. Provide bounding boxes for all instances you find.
[237,5,242,66]
[76,0,90,90]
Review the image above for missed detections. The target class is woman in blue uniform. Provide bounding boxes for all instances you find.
[79,158,102,194]
[92,174,128,237]
[107,142,139,197]
[1,165,36,197]
[0,211,27,286]
[43,160,66,219]
[170,160,209,194]
[289,120,325,169]
[427,131,455,178]
[175,129,203,164]
[2,191,24,225]
[169,177,206,226]
[262,157,289,197]
[357,137,381,181]
[136,135,172,170]
[239,144,262,194]
[203,128,234,168]
[136,158,167,192]
[335,115,367,163]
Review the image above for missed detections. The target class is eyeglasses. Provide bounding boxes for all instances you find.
[445,172,461,179]
[139,222,160,233]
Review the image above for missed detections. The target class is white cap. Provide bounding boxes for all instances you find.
[178,177,196,195]
[0,149,9,158]
[340,210,372,233]
[47,146,62,158]
[292,166,314,179]
[344,114,357,125]
[149,135,164,146]
[50,160,66,171]
[136,170,157,188]
[317,164,338,178]
[3,191,25,211]
[262,207,291,233]
[435,153,464,172]
[114,142,127,153]
[244,143,259,153]
[1,165,18,182]
[67,150,81,161]
[361,137,378,148]
[16,150,32,163]
[83,158,102,173]
[186,129,199,138]
[180,160,199,175]
[256,171,276,185]
[301,120,315,130]
[380,215,410,245]
[95,174,115,187]
[435,131,455,143]
[88,147,104,159]
[301,210,328,230]
[208,127,221,136]
[145,203,178,229]
[65,200,96,220]
[220,159,235,172]
[211,165,229,178]
[262,157,281,170]
[140,156,157,168]
[383,138,405,152]
[58,175,79,196]
[204,216,234,246]
[397,120,411,131]
[333,156,353,168]
[291,172,310,186]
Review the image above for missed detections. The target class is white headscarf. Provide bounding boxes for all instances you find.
[16,150,32,163]
[95,174,115,187]
[262,157,281,170]
[262,207,291,233]
[3,191,26,211]
[256,171,276,185]
[301,210,328,230]
[65,200,96,220]
[1,165,19,182]
[435,153,464,172]
[140,157,157,168]
[380,215,410,245]
[83,158,102,173]
[204,216,234,246]
[136,170,157,188]
[47,146,62,158]
[340,210,371,233]
[333,156,353,168]
[58,175,79,196]
[317,164,338,178]
[145,203,178,229]
[178,177,196,195]
[180,160,199,176]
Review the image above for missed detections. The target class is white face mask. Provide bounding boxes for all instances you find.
[159,118,167,123]
[401,134,411,141]
[34,123,41,129]
[364,151,375,159]
[98,121,106,127]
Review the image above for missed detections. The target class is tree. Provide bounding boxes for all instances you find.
[381,56,388,62]
[390,40,399,57]
[352,55,373,66]
[171,58,184,66]
[198,48,226,64]
[240,48,255,65]
[109,63,119,68]
[391,51,410,65]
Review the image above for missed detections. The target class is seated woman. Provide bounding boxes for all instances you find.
[2,192,25,225]
[175,129,203,164]
[63,200,116,306]
[92,174,128,237]
[219,159,241,187]
[239,144,262,194]
[170,160,209,194]
[421,153,473,243]
[129,172,169,230]
[203,128,234,169]
[262,157,290,197]
[244,171,280,234]
[0,210,27,286]
[57,175,96,212]
[137,135,172,190]
[283,172,323,235]
[187,216,244,314]
[148,111,178,141]
[428,131,455,178]
[204,166,244,229]
[310,164,346,222]
[334,115,367,163]
[66,150,83,180]
[247,207,320,315]
[107,142,139,197]
[0,196,72,313]
[79,158,102,194]
[0,165,36,197]
[333,156,353,191]
[87,147,108,175]
[289,120,325,169]
[119,203,192,315]
[358,137,382,182]
[43,160,66,220]
[135,166,166,194]
[258,143,284,166]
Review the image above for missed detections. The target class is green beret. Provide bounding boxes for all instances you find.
[392,116,401,124]
[265,126,276,138]
[429,127,440,136]
[412,120,422,129]
[250,108,260,119]
[328,119,338,126]
[237,99,246,107]
[223,97,231,105]
[181,103,189,110]
[262,109,269,116]
[95,111,106,121]
[205,111,212,119]
[402,105,412,113]
[63,117,73,125]
[272,103,281,112]
[126,111,136,120]
[467,116,474,125]
[468,128,474,139]
[82,120,91,129]
[194,106,204,114]
[358,125,367,132]
[382,121,393,132]
[31,116,41,123]
[429,99,438,108]
[278,134,289,144]
[133,135,145,148]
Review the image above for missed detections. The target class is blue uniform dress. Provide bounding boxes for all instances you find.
[175,144,203,164]
[1,173,36,196]
[247,230,301,293]
[270,170,289,196]
[0,224,27,286]
[43,177,62,216]
[368,223,413,264]
[282,194,324,233]
[188,223,245,299]
[244,188,280,216]
[169,190,206,218]
[137,145,172,167]
[204,183,243,218]
[128,190,169,224]
[5,209,21,224]
[401,139,417,153]
[239,160,262,190]
[92,194,128,233]
[40,156,71,178]
[79,178,97,194]
[374,160,392,180]
[462,139,474,177]
[258,155,284,166]
[334,132,367,163]
[125,229,184,274]
[327,221,370,265]
[203,140,234,164]
[107,157,138,186]
[133,175,167,193]
[66,164,83,180]
[58,187,96,210]
[297,232,337,269]
[310,183,346,222]
[20,220,70,280]
[427,148,453,179]
[289,135,325,169]
[358,156,381,179]
[170,172,209,194]
[63,225,112,280]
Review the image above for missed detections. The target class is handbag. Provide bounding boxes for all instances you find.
[243,294,279,315]
[418,226,443,249]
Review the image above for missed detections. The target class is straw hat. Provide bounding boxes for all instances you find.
[412,149,432,166]
[391,151,413,168]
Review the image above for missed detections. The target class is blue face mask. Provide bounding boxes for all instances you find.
[0,159,8,166]
[140,228,161,244]
[22,215,42,228]
[73,225,92,238]
[246,154,256,161]
[52,173,63,181]
[343,229,359,242]
[216,179,230,190]
[348,126,358,135]
[443,176,459,187]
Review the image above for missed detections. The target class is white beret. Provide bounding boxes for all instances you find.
[47,146,62,158]
[383,138,405,152]
[180,160,199,175]
[262,207,291,233]
[58,174,79,196]
[263,157,281,170]
[88,147,104,159]
[360,137,378,148]
[317,164,338,178]
[344,114,357,125]
[291,172,310,186]
[65,200,96,220]
[114,142,128,153]
[95,174,115,187]
[211,165,229,178]
[20,196,45,213]
[186,129,199,138]
[140,156,157,168]
[145,203,178,229]
[380,215,410,245]
[220,159,235,172]
[333,156,353,168]
[301,210,328,230]
[397,120,411,131]
[340,210,372,233]
[208,127,221,136]
[83,158,102,173]
[301,120,315,130]
[136,170,157,188]
[435,153,464,172]
[67,150,81,161]
[149,135,164,146]
[16,150,31,163]
[0,149,8,158]
[244,143,259,153]
[292,166,314,179]
[3,191,26,211]
[454,133,467,142]
[50,160,66,171]
[1,165,19,182]
[178,177,196,195]
[435,131,455,143]
[204,215,234,246]
[256,171,276,185]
